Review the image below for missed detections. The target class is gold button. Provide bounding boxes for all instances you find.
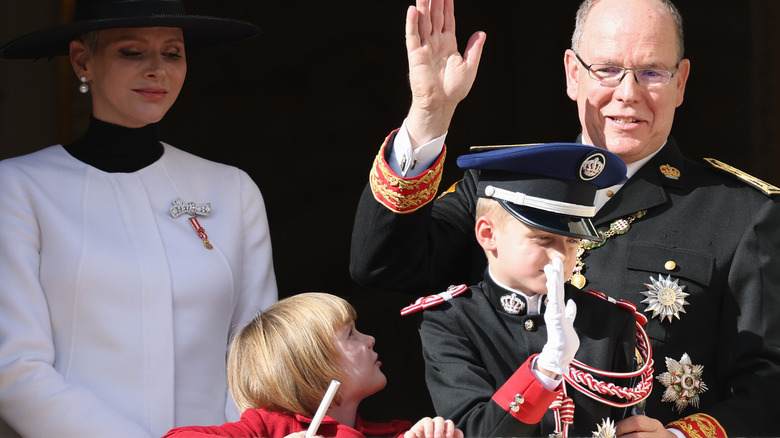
[514,394,525,404]
[524,320,534,331]
[665,260,677,270]
[509,401,520,413]
[606,190,615,197]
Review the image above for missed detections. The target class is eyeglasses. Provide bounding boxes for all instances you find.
[574,52,678,87]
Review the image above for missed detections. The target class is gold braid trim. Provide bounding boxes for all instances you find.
[369,132,447,214]
[667,413,727,438]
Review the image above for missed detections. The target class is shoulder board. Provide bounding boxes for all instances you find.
[400,284,468,316]
[703,157,780,196]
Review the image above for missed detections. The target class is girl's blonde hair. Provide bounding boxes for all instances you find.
[228,292,357,416]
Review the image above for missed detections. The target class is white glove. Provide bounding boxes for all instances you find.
[537,257,579,376]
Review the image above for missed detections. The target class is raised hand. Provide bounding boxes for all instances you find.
[405,0,486,148]
[537,257,579,377]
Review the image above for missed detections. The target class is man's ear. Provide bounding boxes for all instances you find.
[673,58,691,108]
[563,49,581,102]
[475,216,497,251]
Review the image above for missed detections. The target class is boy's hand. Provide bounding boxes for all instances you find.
[537,257,579,377]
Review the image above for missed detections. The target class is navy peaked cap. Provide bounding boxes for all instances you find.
[457,143,627,240]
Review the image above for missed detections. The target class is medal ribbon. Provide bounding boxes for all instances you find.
[188,217,213,250]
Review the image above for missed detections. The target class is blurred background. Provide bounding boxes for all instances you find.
[2,0,779,423]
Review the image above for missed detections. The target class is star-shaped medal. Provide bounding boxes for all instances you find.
[592,418,616,438]
[641,274,689,322]
[657,353,707,413]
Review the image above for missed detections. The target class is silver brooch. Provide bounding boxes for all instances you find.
[640,274,689,322]
[500,294,526,315]
[170,197,211,219]
[592,418,616,438]
[657,353,707,413]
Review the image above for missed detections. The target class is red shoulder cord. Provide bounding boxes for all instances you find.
[550,290,654,438]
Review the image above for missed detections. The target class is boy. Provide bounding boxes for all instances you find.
[402,143,651,437]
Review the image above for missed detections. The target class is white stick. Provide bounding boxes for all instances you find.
[305,380,341,438]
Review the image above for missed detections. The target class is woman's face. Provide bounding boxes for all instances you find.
[332,321,386,404]
[76,27,187,128]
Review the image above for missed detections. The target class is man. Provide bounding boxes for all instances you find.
[350,0,780,436]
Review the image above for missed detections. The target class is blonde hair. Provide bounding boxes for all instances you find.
[227,292,357,416]
[476,197,511,229]
[77,31,100,53]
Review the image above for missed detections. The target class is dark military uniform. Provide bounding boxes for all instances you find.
[415,274,637,437]
[350,133,780,436]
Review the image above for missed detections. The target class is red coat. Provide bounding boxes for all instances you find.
[163,409,414,438]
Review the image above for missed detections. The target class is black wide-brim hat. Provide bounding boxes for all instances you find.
[457,142,627,241]
[0,0,261,60]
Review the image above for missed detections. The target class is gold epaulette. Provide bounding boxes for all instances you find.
[704,157,780,196]
[666,413,727,438]
[369,132,446,214]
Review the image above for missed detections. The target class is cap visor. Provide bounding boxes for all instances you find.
[498,200,601,241]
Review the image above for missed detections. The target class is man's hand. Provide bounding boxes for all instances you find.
[616,415,677,438]
[405,0,486,148]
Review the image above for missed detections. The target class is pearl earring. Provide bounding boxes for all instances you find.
[79,76,89,94]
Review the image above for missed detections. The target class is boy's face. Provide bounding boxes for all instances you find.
[479,215,580,295]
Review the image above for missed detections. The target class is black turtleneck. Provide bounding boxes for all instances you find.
[64,116,164,173]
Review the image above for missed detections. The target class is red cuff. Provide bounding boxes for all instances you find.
[491,355,560,424]
[666,413,727,438]
[369,129,446,214]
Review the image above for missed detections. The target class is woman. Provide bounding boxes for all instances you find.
[164,293,462,438]
[0,1,277,437]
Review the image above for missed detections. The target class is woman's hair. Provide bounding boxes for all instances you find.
[77,31,100,53]
[227,292,357,416]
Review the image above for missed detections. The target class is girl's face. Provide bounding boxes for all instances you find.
[76,27,187,128]
[332,321,386,404]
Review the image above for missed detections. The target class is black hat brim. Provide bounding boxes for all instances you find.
[498,200,601,241]
[1,15,260,60]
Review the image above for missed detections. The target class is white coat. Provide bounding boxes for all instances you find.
[0,144,278,437]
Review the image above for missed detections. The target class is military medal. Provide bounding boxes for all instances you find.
[571,210,647,288]
[170,197,214,250]
[592,418,616,438]
[641,274,689,322]
[657,353,707,413]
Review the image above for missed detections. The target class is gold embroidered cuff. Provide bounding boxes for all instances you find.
[667,413,727,438]
[369,132,446,214]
